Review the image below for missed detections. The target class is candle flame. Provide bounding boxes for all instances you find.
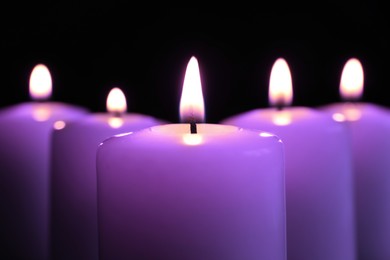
[179,56,205,123]
[106,87,126,128]
[340,58,364,101]
[269,58,293,108]
[29,64,52,101]
[106,87,127,115]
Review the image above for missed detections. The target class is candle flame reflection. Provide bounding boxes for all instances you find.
[32,106,51,121]
[259,132,275,137]
[179,56,205,123]
[53,120,66,130]
[272,111,293,125]
[332,108,361,122]
[269,58,293,108]
[182,133,203,145]
[29,64,52,101]
[108,117,124,128]
[107,87,127,128]
[340,58,364,101]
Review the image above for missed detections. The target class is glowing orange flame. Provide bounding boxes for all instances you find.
[106,87,127,128]
[106,87,127,114]
[29,64,52,101]
[340,58,364,101]
[179,56,205,123]
[269,58,293,107]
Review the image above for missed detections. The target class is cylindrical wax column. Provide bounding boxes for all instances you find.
[221,58,356,260]
[0,64,88,260]
[320,57,390,260]
[50,87,166,260]
[96,123,286,260]
[96,56,286,260]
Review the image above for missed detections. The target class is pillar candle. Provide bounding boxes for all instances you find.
[221,58,356,260]
[0,64,89,260]
[96,56,286,260]
[50,87,166,260]
[320,57,390,260]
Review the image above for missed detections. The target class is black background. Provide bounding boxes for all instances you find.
[1,2,388,123]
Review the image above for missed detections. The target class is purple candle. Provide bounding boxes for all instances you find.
[96,56,286,260]
[221,58,356,260]
[0,64,88,260]
[50,87,166,260]
[320,58,390,260]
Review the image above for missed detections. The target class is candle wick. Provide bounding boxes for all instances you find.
[190,121,197,134]
[112,111,122,118]
[34,97,47,103]
[344,97,358,104]
[275,102,284,111]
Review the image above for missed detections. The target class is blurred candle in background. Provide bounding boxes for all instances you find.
[96,56,286,260]
[221,58,356,260]
[0,64,88,260]
[50,86,166,260]
[320,58,390,260]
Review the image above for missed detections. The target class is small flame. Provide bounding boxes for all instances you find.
[106,87,126,128]
[340,58,364,101]
[179,56,205,123]
[29,64,52,101]
[106,87,127,115]
[269,58,293,107]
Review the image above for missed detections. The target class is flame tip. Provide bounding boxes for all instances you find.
[180,55,205,123]
[340,57,364,100]
[29,63,53,100]
[269,57,293,107]
[106,87,127,114]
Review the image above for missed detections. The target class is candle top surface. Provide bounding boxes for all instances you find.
[221,106,338,127]
[99,123,283,148]
[67,112,165,125]
[0,101,89,122]
[320,101,390,122]
[51,112,166,132]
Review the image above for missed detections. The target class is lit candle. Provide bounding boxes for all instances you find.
[221,58,356,260]
[96,56,286,260]
[0,64,88,260]
[320,57,390,260]
[50,87,166,260]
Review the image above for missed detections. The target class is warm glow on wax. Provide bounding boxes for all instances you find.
[340,58,364,101]
[106,87,127,128]
[269,58,293,107]
[179,56,205,123]
[273,111,293,125]
[29,64,52,101]
[182,133,203,145]
[32,106,51,121]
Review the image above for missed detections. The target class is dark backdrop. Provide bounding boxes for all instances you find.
[1,2,388,123]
